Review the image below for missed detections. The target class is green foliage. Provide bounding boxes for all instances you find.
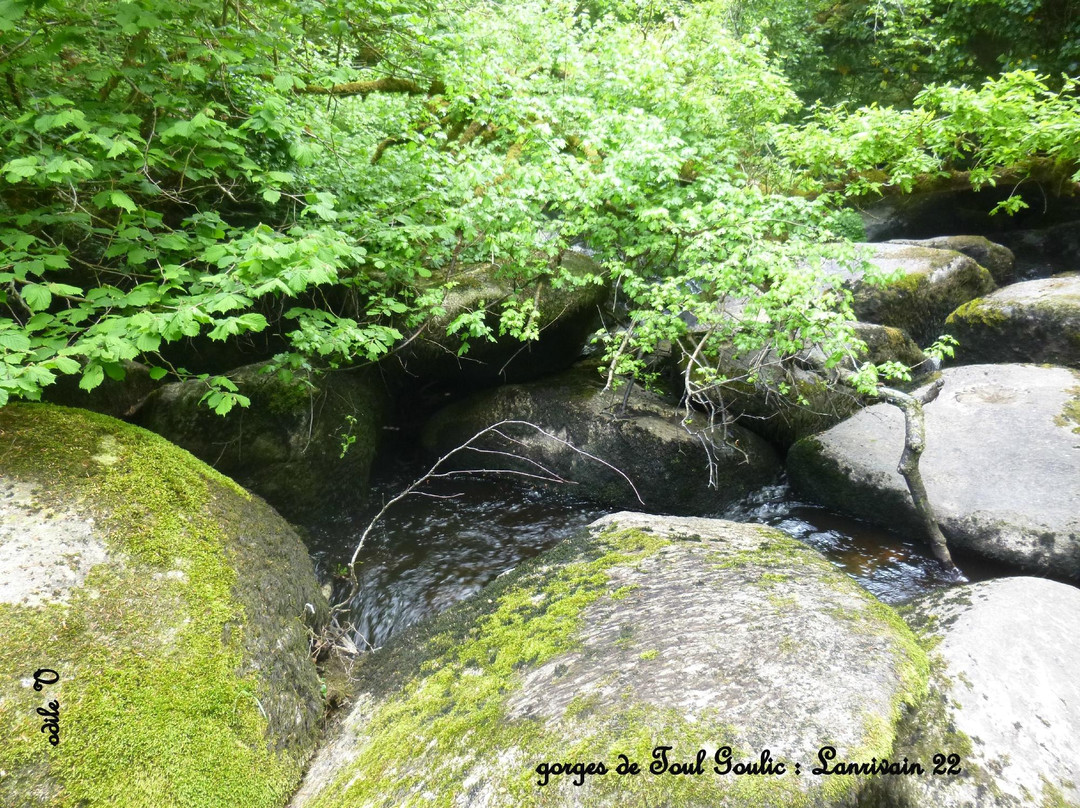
[2,0,1078,417]
[727,0,1080,106]
[775,71,1080,202]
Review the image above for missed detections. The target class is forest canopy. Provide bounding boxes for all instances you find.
[1,0,1079,409]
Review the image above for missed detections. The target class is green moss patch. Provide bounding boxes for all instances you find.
[0,403,314,808]
[300,519,927,808]
[1055,385,1080,434]
[946,298,1007,328]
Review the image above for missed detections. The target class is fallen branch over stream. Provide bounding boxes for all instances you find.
[313,420,642,660]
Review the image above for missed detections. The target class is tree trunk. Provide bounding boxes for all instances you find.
[877,379,957,571]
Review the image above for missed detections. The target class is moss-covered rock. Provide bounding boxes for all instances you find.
[684,325,929,449]
[865,578,1080,808]
[289,512,928,808]
[137,362,387,519]
[825,243,997,344]
[944,274,1080,369]
[888,236,1015,285]
[395,251,609,387]
[42,360,157,420]
[851,322,929,368]
[0,403,328,808]
[787,364,1080,578]
[420,362,780,513]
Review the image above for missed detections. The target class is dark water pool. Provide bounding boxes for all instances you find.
[306,475,1012,650]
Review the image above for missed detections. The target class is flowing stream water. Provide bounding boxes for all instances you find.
[306,469,1012,650]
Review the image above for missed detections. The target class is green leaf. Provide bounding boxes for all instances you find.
[21,283,52,311]
[79,364,105,391]
[0,332,31,351]
[50,356,81,375]
[2,157,39,183]
[148,367,168,381]
[109,191,138,213]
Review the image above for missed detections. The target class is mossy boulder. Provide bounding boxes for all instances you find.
[289,512,929,808]
[0,403,328,808]
[138,362,387,519]
[825,243,997,344]
[866,578,1080,808]
[396,251,609,387]
[888,236,1015,285]
[787,364,1080,578]
[684,325,928,449]
[42,360,157,420]
[944,274,1080,369]
[420,363,780,513]
[851,322,929,368]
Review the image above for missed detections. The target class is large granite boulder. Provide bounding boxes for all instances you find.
[858,186,1080,243]
[888,236,1015,285]
[684,323,929,448]
[396,251,609,387]
[865,577,1080,808]
[289,512,929,808]
[138,362,387,519]
[420,363,781,513]
[826,243,996,344]
[0,404,328,808]
[788,364,1080,578]
[944,274,1080,368]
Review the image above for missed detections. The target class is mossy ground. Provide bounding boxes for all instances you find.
[0,404,305,808]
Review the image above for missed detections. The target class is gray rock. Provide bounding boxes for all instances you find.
[865,577,1080,808]
[945,274,1080,368]
[826,243,996,344]
[852,322,930,369]
[420,363,781,513]
[672,323,928,449]
[138,361,387,519]
[788,364,1080,578]
[888,236,1015,284]
[0,403,328,808]
[289,512,929,808]
[396,251,609,385]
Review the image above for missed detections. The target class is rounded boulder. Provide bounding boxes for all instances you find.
[0,404,328,808]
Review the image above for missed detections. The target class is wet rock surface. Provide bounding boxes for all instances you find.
[421,362,781,513]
